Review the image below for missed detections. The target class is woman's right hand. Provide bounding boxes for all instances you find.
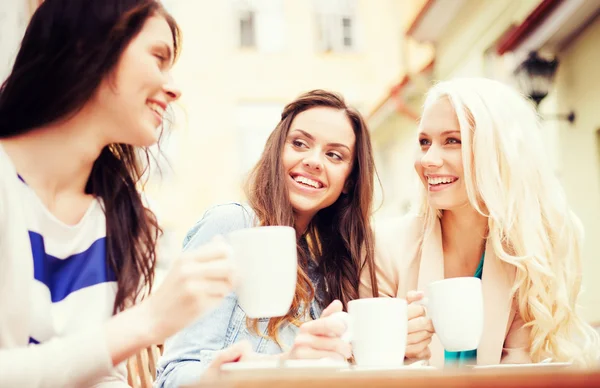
[141,238,237,343]
[284,300,352,361]
[405,290,434,362]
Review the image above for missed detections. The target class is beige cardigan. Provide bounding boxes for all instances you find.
[0,146,113,387]
[360,214,532,368]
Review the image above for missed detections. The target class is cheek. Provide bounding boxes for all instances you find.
[330,164,352,189]
[281,146,298,171]
[451,154,465,177]
[414,156,423,175]
[115,59,156,99]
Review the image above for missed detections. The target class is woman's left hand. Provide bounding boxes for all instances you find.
[284,300,352,361]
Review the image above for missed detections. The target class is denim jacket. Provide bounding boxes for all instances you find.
[154,203,324,388]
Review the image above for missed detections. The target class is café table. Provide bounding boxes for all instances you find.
[184,366,600,388]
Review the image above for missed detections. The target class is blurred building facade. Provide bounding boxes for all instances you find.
[369,0,600,323]
[146,0,422,257]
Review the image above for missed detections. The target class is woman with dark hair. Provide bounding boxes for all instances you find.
[0,1,238,386]
[156,89,380,387]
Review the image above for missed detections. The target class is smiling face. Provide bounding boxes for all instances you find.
[282,107,356,225]
[92,15,181,147]
[414,97,469,211]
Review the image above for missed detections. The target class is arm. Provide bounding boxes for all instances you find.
[155,204,253,388]
[0,150,113,387]
[0,284,173,388]
[359,218,404,298]
[0,327,112,388]
[0,150,240,388]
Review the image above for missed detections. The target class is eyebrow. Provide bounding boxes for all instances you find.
[419,130,461,137]
[291,129,352,152]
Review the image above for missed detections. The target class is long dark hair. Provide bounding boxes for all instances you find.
[245,90,379,342]
[0,0,181,313]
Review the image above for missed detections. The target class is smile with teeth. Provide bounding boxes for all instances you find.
[147,101,165,117]
[427,176,458,186]
[293,175,323,189]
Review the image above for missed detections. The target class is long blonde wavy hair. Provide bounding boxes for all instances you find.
[414,78,599,366]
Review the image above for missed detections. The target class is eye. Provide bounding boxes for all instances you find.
[446,137,461,145]
[419,138,431,146]
[154,53,167,66]
[326,152,343,161]
[292,139,308,148]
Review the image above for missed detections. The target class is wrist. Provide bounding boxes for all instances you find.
[130,299,160,345]
[104,302,157,365]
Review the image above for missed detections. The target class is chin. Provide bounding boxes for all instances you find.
[131,127,160,147]
[289,196,320,215]
[426,197,454,211]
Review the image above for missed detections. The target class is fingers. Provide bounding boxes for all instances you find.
[407,303,427,320]
[183,239,233,263]
[194,279,235,298]
[293,333,352,359]
[188,259,237,283]
[405,337,432,359]
[407,316,434,334]
[407,329,434,345]
[406,290,424,304]
[206,341,254,380]
[412,347,432,361]
[300,315,347,337]
[213,342,249,365]
[320,300,343,318]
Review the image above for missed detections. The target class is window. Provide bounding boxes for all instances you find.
[239,9,256,48]
[342,17,353,47]
[233,0,284,52]
[314,0,358,52]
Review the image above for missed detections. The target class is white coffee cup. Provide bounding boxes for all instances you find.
[338,298,408,367]
[227,226,297,318]
[425,277,484,352]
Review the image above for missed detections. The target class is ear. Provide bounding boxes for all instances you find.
[342,179,353,195]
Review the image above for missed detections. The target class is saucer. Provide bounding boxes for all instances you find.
[345,364,437,372]
[220,360,281,372]
[473,362,572,370]
[283,359,350,370]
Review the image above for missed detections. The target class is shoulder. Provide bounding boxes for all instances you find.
[361,213,425,298]
[373,212,424,255]
[182,203,256,249]
[0,145,21,230]
[0,144,18,192]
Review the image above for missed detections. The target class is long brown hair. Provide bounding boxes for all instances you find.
[245,90,379,343]
[0,0,180,313]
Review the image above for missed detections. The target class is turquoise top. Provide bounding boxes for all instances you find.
[444,252,485,367]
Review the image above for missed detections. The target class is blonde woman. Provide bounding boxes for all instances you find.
[361,77,600,368]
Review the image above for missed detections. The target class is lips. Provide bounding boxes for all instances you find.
[147,99,167,124]
[425,174,458,192]
[289,173,325,190]
[426,176,458,186]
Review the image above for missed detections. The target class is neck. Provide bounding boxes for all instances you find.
[440,204,488,264]
[1,107,107,199]
[293,210,315,236]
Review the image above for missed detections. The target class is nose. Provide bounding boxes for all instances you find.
[303,151,323,171]
[163,74,181,102]
[420,144,443,169]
